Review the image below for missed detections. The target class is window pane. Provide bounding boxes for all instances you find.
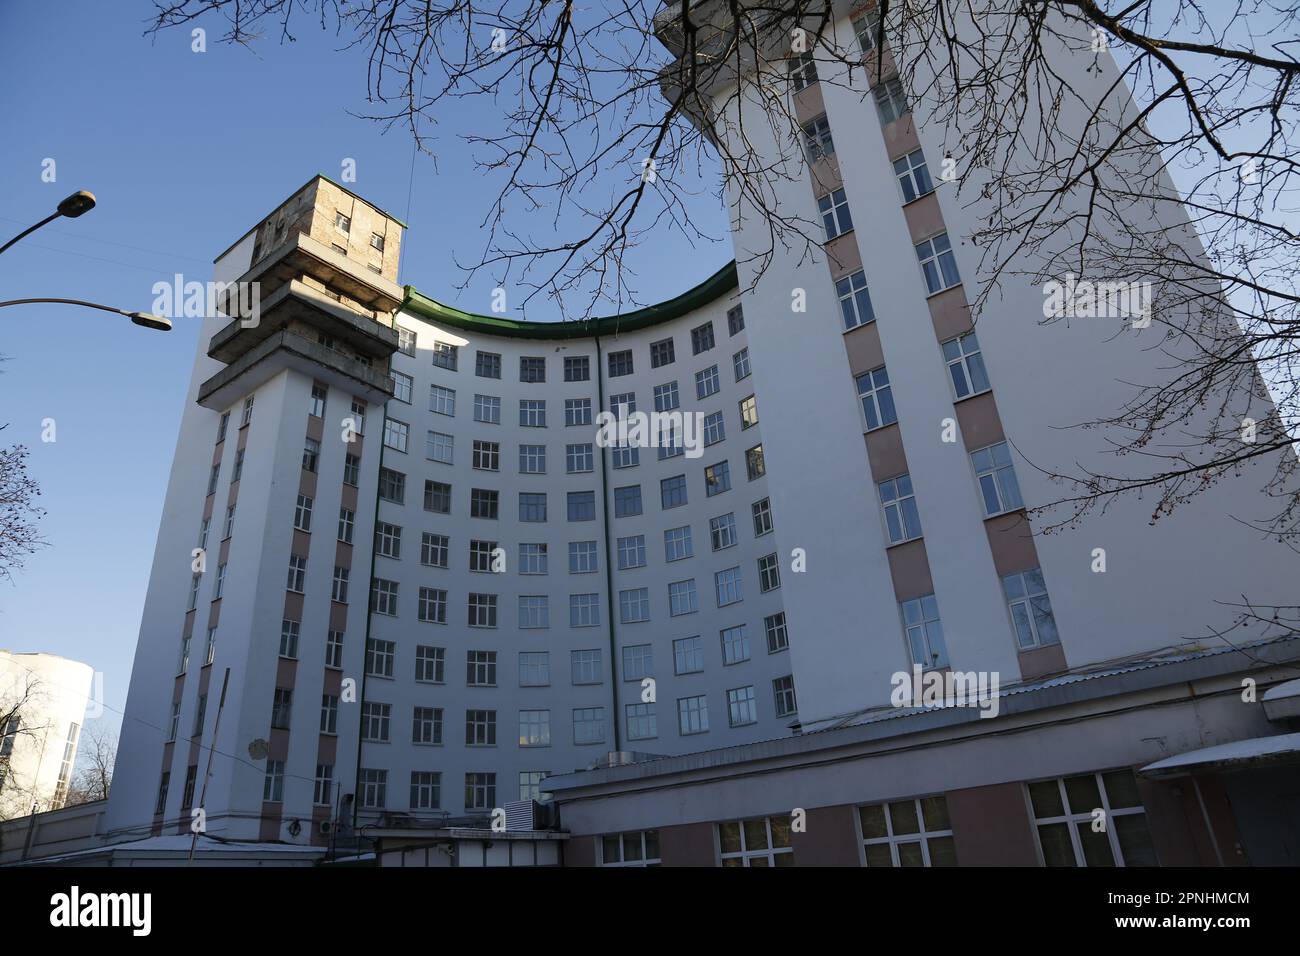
[769,815,792,848]
[1028,780,1065,818]
[1102,770,1142,810]
[858,804,888,840]
[928,835,958,866]
[1075,821,1116,867]
[743,819,770,850]
[864,843,893,867]
[1063,774,1102,815]
[897,841,925,867]
[920,795,951,831]
[719,821,741,854]
[1037,823,1077,866]
[1114,814,1158,866]
[888,800,920,835]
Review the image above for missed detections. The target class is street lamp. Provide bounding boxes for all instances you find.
[0,297,171,331]
[0,190,97,256]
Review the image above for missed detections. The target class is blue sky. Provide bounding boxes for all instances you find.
[0,0,730,745]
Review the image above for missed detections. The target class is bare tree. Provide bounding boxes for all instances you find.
[0,354,46,582]
[64,723,116,806]
[0,674,50,826]
[144,2,1300,600]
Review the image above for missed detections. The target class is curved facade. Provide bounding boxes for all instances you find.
[363,268,793,813]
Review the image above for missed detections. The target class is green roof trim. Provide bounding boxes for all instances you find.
[400,261,739,340]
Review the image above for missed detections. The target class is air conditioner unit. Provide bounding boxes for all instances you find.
[319,820,333,835]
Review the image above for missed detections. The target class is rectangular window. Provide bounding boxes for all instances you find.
[519,651,550,687]
[472,488,500,519]
[622,644,653,681]
[571,649,602,685]
[415,645,445,682]
[331,564,350,603]
[727,685,757,726]
[1028,771,1155,867]
[468,593,498,628]
[519,399,546,427]
[703,410,726,446]
[520,356,546,383]
[465,709,497,745]
[752,498,774,537]
[802,114,835,162]
[426,430,454,464]
[466,651,498,687]
[418,586,447,624]
[695,365,720,399]
[853,8,881,51]
[413,706,444,745]
[565,398,592,426]
[733,347,751,381]
[286,555,307,593]
[916,232,961,294]
[972,441,1023,516]
[432,341,458,370]
[1003,568,1060,650]
[566,443,594,474]
[279,620,300,659]
[476,351,502,379]
[943,331,990,399]
[573,707,606,745]
[263,760,285,802]
[619,588,650,623]
[429,384,455,416]
[661,475,688,509]
[359,769,387,809]
[424,480,451,513]
[397,327,416,356]
[343,453,360,487]
[788,50,818,92]
[721,624,750,665]
[617,534,647,570]
[519,594,550,629]
[874,76,910,125]
[371,578,399,616]
[421,532,449,568]
[465,773,496,810]
[410,771,442,809]
[608,349,634,377]
[727,304,745,335]
[473,393,501,424]
[361,701,391,742]
[375,521,402,559]
[859,796,957,867]
[758,553,781,592]
[650,338,675,368]
[310,383,328,417]
[664,525,693,562]
[379,467,405,503]
[366,638,395,677]
[519,710,551,747]
[314,765,333,806]
[625,703,658,742]
[292,495,312,533]
[519,542,548,575]
[325,631,344,669]
[902,594,949,670]
[384,418,410,453]
[472,439,500,472]
[718,816,794,867]
[569,541,598,573]
[241,395,254,427]
[837,270,876,331]
[519,444,546,474]
[879,474,923,544]
[895,148,934,203]
[612,443,639,469]
[705,460,731,496]
[691,322,715,355]
[818,188,854,241]
[564,355,590,382]
[567,490,596,521]
[710,512,738,550]
[773,675,798,717]
[856,366,898,430]
[302,437,320,472]
[653,381,680,412]
[320,695,339,734]
[715,567,743,606]
[745,446,765,481]
[669,579,698,616]
[673,636,704,674]
[614,484,643,517]
[570,593,600,627]
[677,695,709,735]
[518,492,546,522]
[765,612,789,653]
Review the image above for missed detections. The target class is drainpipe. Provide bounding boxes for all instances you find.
[592,334,623,754]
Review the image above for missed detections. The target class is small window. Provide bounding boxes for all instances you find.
[879,474,922,544]
[650,338,675,368]
[476,351,502,379]
[727,305,745,336]
[894,148,935,203]
[520,356,546,383]
[1002,568,1060,650]
[874,76,910,125]
[801,115,835,163]
[859,796,957,867]
[370,232,385,252]
[901,595,948,670]
[942,331,990,399]
[916,232,961,295]
[819,188,854,241]
[837,270,875,331]
[856,366,898,431]
[787,50,818,92]
[335,212,351,234]
[564,356,590,382]
[971,441,1023,516]
[608,349,634,377]
[691,322,715,355]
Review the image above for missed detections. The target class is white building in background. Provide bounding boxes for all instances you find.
[93,1,1300,867]
[0,650,93,820]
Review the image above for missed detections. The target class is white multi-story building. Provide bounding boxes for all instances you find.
[102,1,1300,865]
[0,650,93,821]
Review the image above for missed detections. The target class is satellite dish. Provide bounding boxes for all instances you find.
[247,738,269,760]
